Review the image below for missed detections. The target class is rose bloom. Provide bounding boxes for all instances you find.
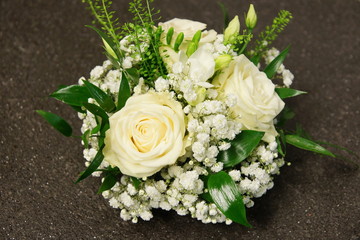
[213,55,285,142]
[158,18,217,51]
[103,92,187,178]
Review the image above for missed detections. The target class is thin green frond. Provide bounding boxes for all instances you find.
[252,10,292,58]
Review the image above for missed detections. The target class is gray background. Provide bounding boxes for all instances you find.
[1,0,359,239]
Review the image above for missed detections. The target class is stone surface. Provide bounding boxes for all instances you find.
[1,0,359,239]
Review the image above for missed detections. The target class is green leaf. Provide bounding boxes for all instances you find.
[36,110,72,137]
[276,106,295,127]
[91,123,101,135]
[174,32,184,52]
[131,177,141,190]
[166,27,174,45]
[218,130,265,168]
[81,129,91,148]
[186,42,198,57]
[208,171,251,227]
[86,25,122,61]
[70,105,86,114]
[217,2,230,29]
[97,173,118,194]
[104,51,121,69]
[126,68,140,84]
[75,148,104,183]
[83,80,116,113]
[98,122,110,148]
[276,129,286,157]
[50,85,90,106]
[275,88,307,99]
[295,124,312,140]
[264,46,290,79]
[285,135,335,158]
[191,30,202,44]
[117,72,131,111]
[200,192,213,203]
[250,54,261,65]
[83,102,109,121]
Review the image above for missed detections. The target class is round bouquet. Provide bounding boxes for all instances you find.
[37,0,336,226]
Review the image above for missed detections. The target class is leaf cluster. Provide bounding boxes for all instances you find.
[36,72,134,191]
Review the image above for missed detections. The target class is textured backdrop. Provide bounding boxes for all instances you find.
[1,0,359,239]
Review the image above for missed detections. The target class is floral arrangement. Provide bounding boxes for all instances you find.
[37,0,339,227]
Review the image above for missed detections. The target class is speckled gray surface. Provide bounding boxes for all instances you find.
[1,0,359,239]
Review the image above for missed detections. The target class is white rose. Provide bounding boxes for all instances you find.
[103,92,187,178]
[158,18,217,51]
[213,55,284,142]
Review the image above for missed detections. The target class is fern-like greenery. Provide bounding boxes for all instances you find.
[125,0,167,84]
[232,29,253,55]
[82,0,122,43]
[252,10,292,58]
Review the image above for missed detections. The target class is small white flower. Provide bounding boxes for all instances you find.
[122,57,133,69]
[139,211,153,221]
[179,170,199,190]
[90,66,104,79]
[218,142,231,152]
[155,77,170,92]
[229,170,241,182]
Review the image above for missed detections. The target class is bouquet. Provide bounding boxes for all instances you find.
[37,0,339,227]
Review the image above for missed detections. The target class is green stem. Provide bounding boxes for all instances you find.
[238,28,252,55]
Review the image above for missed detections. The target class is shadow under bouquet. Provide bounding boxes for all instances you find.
[37,0,339,227]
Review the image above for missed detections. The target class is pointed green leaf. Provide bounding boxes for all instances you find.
[83,81,116,113]
[250,54,261,65]
[117,72,131,111]
[97,173,118,194]
[98,122,110,148]
[276,129,286,157]
[126,68,140,83]
[81,129,91,148]
[275,88,307,99]
[86,25,122,61]
[264,46,290,79]
[36,110,72,137]
[218,130,265,168]
[131,177,141,190]
[208,171,251,227]
[75,148,104,183]
[285,135,335,157]
[186,42,198,57]
[217,2,230,29]
[83,102,109,121]
[191,30,202,44]
[50,85,90,106]
[70,105,86,113]
[174,32,184,52]
[104,51,121,69]
[166,27,174,45]
[200,192,213,203]
[276,106,295,127]
[91,123,101,135]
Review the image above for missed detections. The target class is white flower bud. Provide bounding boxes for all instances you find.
[245,4,257,29]
[224,15,240,44]
[215,54,232,71]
